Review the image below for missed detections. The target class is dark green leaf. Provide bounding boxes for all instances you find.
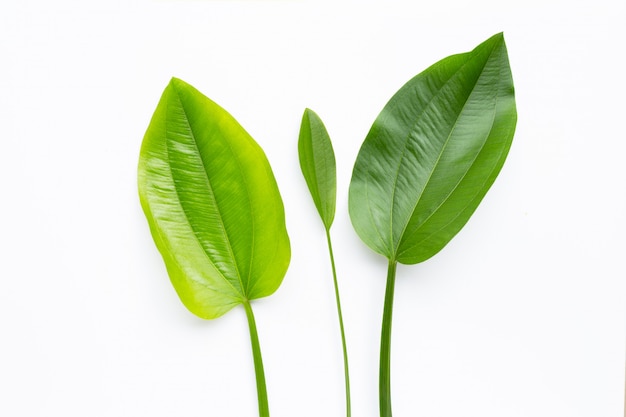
[298,108,337,229]
[138,77,291,319]
[349,33,517,264]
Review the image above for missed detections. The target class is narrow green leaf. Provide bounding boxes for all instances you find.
[298,108,337,229]
[298,108,351,417]
[138,77,291,320]
[349,32,517,264]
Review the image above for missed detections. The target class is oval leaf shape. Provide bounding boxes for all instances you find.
[138,77,291,319]
[298,108,337,229]
[349,33,517,265]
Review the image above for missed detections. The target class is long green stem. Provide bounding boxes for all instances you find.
[380,260,397,417]
[243,300,270,417]
[325,229,351,417]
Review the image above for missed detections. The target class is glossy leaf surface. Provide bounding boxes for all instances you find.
[349,33,517,265]
[138,78,290,319]
[298,108,337,229]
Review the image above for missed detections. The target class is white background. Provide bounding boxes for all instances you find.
[1,0,624,416]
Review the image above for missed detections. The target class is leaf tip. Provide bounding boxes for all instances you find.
[168,76,179,88]
[167,77,195,95]
[302,107,318,122]
[488,32,506,46]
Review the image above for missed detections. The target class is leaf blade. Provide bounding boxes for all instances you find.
[349,33,517,264]
[138,77,290,318]
[298,108,337,229]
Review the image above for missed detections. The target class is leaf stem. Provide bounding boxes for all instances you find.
[325,229,352,417]
[380,260,397,417]
[243,300,270,417]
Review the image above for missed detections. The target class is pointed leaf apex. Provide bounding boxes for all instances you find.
[483,32,506,48]
[168,77,192,93]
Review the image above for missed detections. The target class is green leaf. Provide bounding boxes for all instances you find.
[138,77,291,319]
[349,32,517,265]
[298,108,352,417]
[298,108,337,229]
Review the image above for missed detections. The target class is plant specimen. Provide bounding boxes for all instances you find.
[138,78,290,417]
[298,108,351,417]
[138,31,517,417]
[348,33,517,417]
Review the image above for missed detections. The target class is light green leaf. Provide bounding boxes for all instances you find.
[298,108,337,229]
[349,32,517,265]
[138,77,291,319]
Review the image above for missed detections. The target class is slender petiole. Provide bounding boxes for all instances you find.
[325,229,351,417]
[243,299,270,417]
[380,260,397,417]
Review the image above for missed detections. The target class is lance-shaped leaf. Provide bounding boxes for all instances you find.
[349,32,517,265]
[298,108,351,417]
[298,108,337,229]
[138,77,291,319]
